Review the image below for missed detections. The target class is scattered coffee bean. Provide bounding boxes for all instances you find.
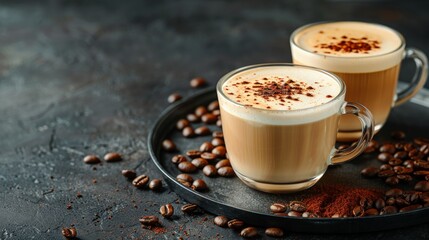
[361,167,379,178]
[241,227,258,238]
[178,161,197,173]
[177,174,193,183]
[289,201,306,212]
[212,131,224,138]
[215,159,231,169]
[414,137,429,146]
[216,119,222,127]
[132,175,150,189]
[414,170,429,177]
[171,154,187,164]
[121,169,137,179]
[380,205,398,215]
[192,179,208,191]
[378,169,395,178]
[388,158,403,166]
[176,119,190,130]
[211,137,225,146]
[181,203,198,214]
[380,144,396,154]
[203,165,217,177]
[302,211,319,218]
[191,158,209,169]
[186,150,202,159]
[149,179,162,191]
[227,219,245,230]
[201,113,217,124]
[182,126,195,138]
[104,152,122,162]
[391,130,406,140]
[62,227,77,238]
[352,205,364,217]
[186,113,200,122]
[195,126,211,136]
[394,151,408,160]
[375,198,386,210]
[385,176,400,185]
[201,152,217,160]
[397,174,413,182]
[380,164,393,171]
[265,227,284,238]
[399,204,422,212]
[200,142,214,152]
[139,215,159,226]
[207,100,219,111]
[364,208,379,216]
[214,215,229,227]
[83,155,101,164]
[160,203,174,218]
[168,93,182,103]
[377,153,393,162]
[385,188,403,197]
[217,166,235,177]
[162,139,176,152]
[195,106,208,117]
[270,203,287,213]
[287,211,302,217]
[212,109,221,116]
[212,146,226,158]
[190,77,207,88]
[415,180,429,192]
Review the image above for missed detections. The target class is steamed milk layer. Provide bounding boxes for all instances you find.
[218,66,343,184]
[292,22,404,73]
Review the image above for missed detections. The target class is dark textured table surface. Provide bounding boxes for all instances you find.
[1,1,429,239]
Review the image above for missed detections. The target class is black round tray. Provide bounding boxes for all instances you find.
[148,88,429,234]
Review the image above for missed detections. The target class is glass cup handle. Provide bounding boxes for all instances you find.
[331,102,375,165]
[395,48,429,106]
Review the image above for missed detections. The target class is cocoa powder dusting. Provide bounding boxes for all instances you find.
[314,34,380,54]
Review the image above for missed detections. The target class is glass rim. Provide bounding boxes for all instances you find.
[290,21,406,60]
[216,63,346,113]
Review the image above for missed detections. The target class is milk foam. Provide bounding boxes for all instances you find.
[218,65,344,125]
[291,22,404,73]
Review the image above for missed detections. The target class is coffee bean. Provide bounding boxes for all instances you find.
[385,197,396,206]
[182,126,195,137]
[289,201,306,212]
[404,143,415,151]
[364,146,376,154]
[375,198,385,210]
[176,119,190,130]
[394,151,408,160]
[195,126,211,136]
[212,131,224,138]
[274,212,289,217]
[393,166,413,174]
[83,155,101,164]
[177,179,192,187]
[403,160,414,168]
[399,204,422,212]
[200,142,214,152]
[195,106,208,117]
[177,174,193,183]
[192,158,209,169]
[160,203,174,218]
[215,159,231,169]
[121,169,137,179]
[395,198,410,207]
[361,167,379,178]
[385,176,400,185]
[388,158,403,166]
[162,139,176,152]
[132,175,150,189]
[178,161,197,173]
[190,77,207,88]
[287,211,302,217]
[203,165,217,177]
[201,113,217,124]
[207,100,219,111]
[104,152,122,162]
[408,149,421,159]
[216,119,222,127]
[186,150,202,159]
[212,109,221,116]
[217,166,235,177]
[227,219,245,230]
[211,137,225,147]
[395,143,404,150]
[265,227,284,238]
[270,203,287,213]
[368,140,379,149]
[181,203,198,214]
[192,179,208,191]
[240,227,258,238]
[377,153,393,162]
[385,188,403,197]
[359,197,373,208]
[62,227,77,238]
[378,169,395,178]
[404,191,421,203]
[397,174,413,182]
[426,175,429,181]
[302,211,319,218]
[352,205,364,217]
[414,180,429,192]
[168,93,182,103]
[364,208,379,216]
[212,146,226,158]
[213,215,229,228]
[414,160,429,169]
[171,154,187,164]
[139,215,159,226]
[149,179,162,191]
[201,152,217,160]
[380,164,393,171]
[414,171,429,177]
[414,137,429,146]
[380,206,398,215]
[380,144,396,154]
[187,113,200,122]
[391,130,406,140]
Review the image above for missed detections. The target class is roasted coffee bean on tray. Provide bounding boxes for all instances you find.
[149,179,162,191]
[162,139,177,152]
[214,215,229,228]
[104,152,122,162]
[168,93,182,103]
[191,179,208,191]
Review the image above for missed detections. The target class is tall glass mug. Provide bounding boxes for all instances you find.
[290,21,428,141]
[217,63,374,193]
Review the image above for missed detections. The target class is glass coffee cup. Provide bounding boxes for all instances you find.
[290,21,428,141]
[217,63,374,193]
